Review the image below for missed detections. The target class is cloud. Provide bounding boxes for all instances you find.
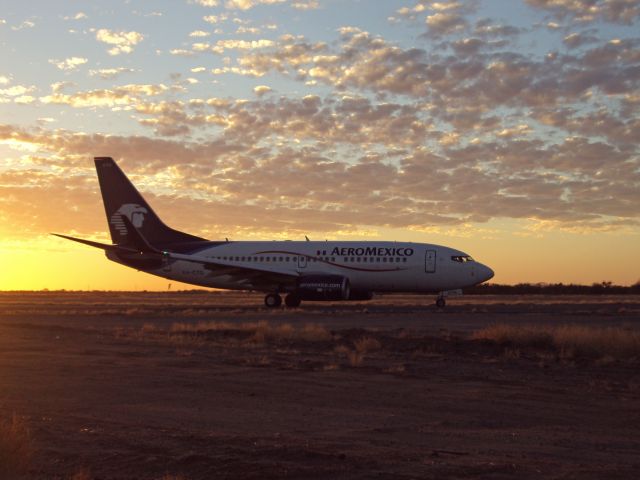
[63,12,87,21]
[0,84,35,99]
[563,31,599,48]
[196,0,316,9]
[2,82,638,235]
[95,29,144,55]
[88,67,136,79]
[203,14,229,24]
[189,30,211,37]
[225,0,286,10]
[425,12,468,36]
[192,38,275,54]
[291,1,319,9]
[253,85,272,96]
[526,0,640,24]
[49,57,88,71]
[11,20,35,31]
[40,84,167,109]
[210,66,265,76]
[1,2,638,240]
[169,49,196,57]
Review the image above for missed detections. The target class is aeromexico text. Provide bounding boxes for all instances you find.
[330,247,414,257]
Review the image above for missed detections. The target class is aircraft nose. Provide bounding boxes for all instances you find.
[480,264,494,282]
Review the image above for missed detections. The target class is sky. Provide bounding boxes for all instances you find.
[1,0,639,290]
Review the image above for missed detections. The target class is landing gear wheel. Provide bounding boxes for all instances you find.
[436,297,446,308]
[285,293,301,308]
[264,293,282,308]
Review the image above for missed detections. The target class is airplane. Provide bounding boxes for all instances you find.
[53,157,494,308]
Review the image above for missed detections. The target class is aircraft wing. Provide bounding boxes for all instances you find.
[167,252,299,290]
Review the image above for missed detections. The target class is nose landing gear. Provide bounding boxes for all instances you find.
[435,289,462,308]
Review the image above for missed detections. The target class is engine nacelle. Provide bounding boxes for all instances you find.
[296,275,350,301]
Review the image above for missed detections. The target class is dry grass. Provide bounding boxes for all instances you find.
[473,324,640,360]
[0,414,33,478]
[333,336,382,367]
[354,336,382,353]
[169,320,331,344]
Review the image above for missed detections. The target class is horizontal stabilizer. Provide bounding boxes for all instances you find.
[51,233,138,254]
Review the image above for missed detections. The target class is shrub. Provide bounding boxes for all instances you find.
[473,324,640,360]
[354,336,382,353]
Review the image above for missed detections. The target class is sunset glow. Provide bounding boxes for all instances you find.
[1,0,639,290]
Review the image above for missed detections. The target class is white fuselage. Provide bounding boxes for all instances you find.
[111,241,494,293]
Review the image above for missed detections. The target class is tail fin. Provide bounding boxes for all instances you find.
[94,157,207,247]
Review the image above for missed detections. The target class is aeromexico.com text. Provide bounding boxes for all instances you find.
[330,247,414,257]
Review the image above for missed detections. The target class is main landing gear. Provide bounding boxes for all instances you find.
[435,296,446,308]
[264,293,282,308]
[284,293,301,308]
[264,293,302,308]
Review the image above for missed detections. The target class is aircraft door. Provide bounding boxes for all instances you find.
[298,254,307,269]
[425,250,436,273]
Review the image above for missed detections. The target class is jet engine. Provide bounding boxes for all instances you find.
[296,275,350,301]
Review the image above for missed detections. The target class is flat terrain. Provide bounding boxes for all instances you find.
[1,292,639,479]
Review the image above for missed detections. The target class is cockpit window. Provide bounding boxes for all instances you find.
[451,255,474,263]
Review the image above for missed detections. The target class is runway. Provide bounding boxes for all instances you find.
[1,292,639,479]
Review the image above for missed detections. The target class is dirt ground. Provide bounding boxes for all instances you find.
[1,291,639,479]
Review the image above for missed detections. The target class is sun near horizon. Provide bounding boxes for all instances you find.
[1,1,639,291]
